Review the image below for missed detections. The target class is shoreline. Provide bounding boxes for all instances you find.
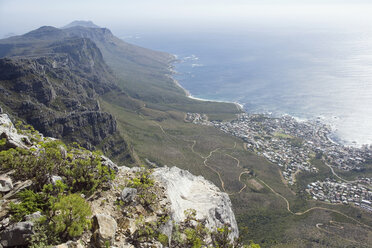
[168,60,244,112]
[167,56,370,148]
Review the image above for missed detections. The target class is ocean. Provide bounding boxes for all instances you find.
[120,27,372,147]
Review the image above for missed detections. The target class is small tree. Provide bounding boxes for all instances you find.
[50,194,92,239]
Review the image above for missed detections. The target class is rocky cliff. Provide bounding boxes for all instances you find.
[0,28,132,161]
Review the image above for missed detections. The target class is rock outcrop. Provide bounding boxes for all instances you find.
[0,113,32,150]
[0,221,33,247]
[153,166,239,240]
[92,214,118,247]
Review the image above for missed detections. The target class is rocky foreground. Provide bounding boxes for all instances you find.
[0,112,239,247]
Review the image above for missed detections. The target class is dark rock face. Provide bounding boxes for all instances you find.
[0,221,33,247]
[0,32,127,153]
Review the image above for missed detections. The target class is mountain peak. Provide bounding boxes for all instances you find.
[62,20,100,29]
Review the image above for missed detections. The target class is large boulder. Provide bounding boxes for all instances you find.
[0,221,33,247]
[92,214,117,247]
[121,187,137,203]
[153,166,239,241]
[0,176,13,193]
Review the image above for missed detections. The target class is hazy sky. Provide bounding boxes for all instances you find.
[1,0,372,36]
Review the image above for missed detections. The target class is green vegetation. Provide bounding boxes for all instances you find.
[127,168,156,208]
[50,194,92,239]
[0,125,115,246]
[0,139,114,194]
[171,209,209,248]
[9,190,46,221]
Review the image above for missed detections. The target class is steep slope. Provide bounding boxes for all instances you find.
[62,24,182,103]
[0,29,132,163]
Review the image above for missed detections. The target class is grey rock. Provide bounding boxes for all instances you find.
[92,214,117,247]
[51,175,63,185]
[25,211,42,222]
[153,166,239,241]
[53,241,84,248]
[0,176,13,193]
[60,145,68,159]
[0,114,31,149]
[101,155,119,172]
[0,218,10,228]
[121,187,137,203]
[0,221,33,247]
[130,167,142,173]
[3,179,32,199]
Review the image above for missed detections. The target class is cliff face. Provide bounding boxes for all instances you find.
[0,29,131,155]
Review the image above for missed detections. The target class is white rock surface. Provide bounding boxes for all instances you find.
[0,114,31,149]
[0,176,13,193]
[153,166,239,240]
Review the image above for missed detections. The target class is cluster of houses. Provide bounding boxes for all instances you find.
[185,112,208,124]
[186,112,372,204]
[307,179,372,212]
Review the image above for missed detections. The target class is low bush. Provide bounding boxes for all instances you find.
[50,194,92,239]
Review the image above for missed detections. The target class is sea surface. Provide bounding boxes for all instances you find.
[120,28,372,147]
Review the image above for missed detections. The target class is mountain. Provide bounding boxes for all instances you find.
[0,26,133,163]
[62,20,101,29]
[61,25,183,103]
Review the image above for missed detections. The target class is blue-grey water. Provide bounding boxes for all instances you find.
[120,28,372,147]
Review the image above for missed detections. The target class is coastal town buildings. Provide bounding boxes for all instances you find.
[186,112,372,210]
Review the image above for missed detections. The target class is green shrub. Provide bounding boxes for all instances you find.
[0,138,6,147]
[50,194,92,239]
[171,209,208,248]
[127,168,156,208]
[9,190,47,221]
[28,217,51,248]
[0,138,115,193]
[158,233,169,246]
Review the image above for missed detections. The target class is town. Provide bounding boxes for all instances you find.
[186,112,372,210]
[307,178,372,212]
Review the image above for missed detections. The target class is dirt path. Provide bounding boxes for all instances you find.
[256,177,372,230]
[315,222,368,246]
[151,120,372,234]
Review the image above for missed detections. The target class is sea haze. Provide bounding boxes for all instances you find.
[121,27,372,147]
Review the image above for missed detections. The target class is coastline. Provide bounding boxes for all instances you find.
[167,59,244,112]
[167,55,370,148]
